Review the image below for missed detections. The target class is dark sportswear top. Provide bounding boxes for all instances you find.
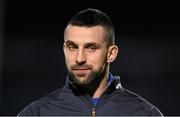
[18,75,163,116]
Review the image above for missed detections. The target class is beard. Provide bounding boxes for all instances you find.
[67,64,106,87]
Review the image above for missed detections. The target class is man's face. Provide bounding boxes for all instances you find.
[63,25,109,86]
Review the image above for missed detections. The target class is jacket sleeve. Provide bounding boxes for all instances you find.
[140,100,164,116]
[150,106,164,116]
[17,101,40,116]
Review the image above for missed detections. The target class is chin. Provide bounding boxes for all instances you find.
[74,78,91,86]
[72,75,94,86]
[69,70,101,86]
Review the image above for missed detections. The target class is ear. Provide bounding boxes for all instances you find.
[107,45,119,63]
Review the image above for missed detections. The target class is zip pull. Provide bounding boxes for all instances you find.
[91,108,96,117]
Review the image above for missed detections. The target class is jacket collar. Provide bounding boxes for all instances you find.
[62,74,122,97]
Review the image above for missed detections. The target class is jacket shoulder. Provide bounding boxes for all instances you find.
[114,88,163,116]
[17,88,64,116]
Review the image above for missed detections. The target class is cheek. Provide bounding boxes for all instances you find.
[65,53,75,64]
[88,52,107,66]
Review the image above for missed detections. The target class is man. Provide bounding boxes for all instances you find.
[18,8,163,116]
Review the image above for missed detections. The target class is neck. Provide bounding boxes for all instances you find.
[92,66,109,98]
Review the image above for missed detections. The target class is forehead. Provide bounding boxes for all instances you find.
[64,25,107,44]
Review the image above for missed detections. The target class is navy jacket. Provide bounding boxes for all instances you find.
[18,75,163,116]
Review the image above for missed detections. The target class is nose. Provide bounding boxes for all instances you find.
[75,49,86,65]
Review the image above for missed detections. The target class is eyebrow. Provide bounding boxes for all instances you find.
[64,40,101,48]
[64,40,77,46]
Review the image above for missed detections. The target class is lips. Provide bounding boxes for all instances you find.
[72,66,92,76]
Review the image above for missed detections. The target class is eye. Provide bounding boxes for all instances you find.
[66,44,78,50]
[87,45,97,51]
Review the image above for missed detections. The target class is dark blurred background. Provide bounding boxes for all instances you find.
[0,0,179,115]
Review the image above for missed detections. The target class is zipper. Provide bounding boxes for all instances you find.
[91,89,117,116]
[79,84,118,116]
[90,87,117,116]
[91,107,96,117]
[80,95,96,117]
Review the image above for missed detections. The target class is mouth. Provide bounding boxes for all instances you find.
[72,67,92,76]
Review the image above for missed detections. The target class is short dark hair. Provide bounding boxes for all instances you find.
[64,8,115,46]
